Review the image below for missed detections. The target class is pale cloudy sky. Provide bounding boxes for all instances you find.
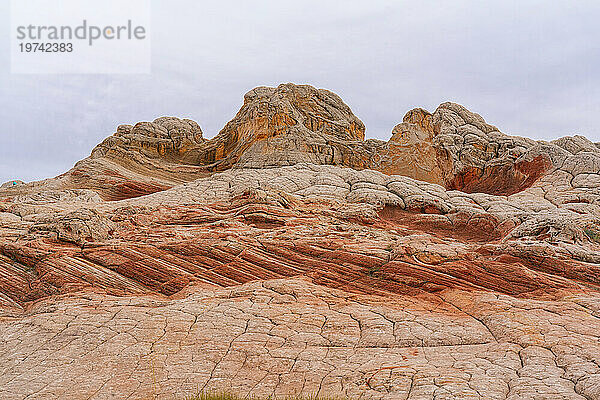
[0,0,599,183]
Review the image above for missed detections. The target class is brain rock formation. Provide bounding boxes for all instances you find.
[1,83,600,400]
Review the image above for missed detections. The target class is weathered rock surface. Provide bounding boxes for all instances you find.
[2,278,599,400]
[189,84,368,170]
[1,84,600,399]
[0,117,210,201]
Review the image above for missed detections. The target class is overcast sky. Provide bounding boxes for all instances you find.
[1,0,599,183]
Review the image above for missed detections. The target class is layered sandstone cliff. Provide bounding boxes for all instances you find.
[1,84,599,399]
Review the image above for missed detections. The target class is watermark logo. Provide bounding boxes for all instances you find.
[10,0,151,74]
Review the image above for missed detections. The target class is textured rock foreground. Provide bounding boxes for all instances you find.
[1,84,600,399]
[2,278,600,399]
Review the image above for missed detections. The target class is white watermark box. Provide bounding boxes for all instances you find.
[10,0,151,74]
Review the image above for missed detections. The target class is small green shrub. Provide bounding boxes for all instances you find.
[584,228,600,243]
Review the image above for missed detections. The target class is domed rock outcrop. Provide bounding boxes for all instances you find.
[430,102,554,195]
[187,83,370,170]
[91,116,205,161]
[0,117,211,201]
[371,108,445,185]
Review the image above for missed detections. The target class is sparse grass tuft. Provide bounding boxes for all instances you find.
[367,265,380,277]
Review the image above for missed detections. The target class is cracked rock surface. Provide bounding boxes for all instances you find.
[1,84,600,399]
[1,279,599,399]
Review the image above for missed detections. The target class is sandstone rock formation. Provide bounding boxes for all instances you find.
[1,84,599,399]
[189,84,368,170]
[2,83,560,201]
[0,117,210,201]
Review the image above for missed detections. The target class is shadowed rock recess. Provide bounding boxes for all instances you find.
[1,83,600,399]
